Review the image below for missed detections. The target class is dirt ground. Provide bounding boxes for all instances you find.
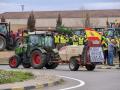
[0,51,14,64]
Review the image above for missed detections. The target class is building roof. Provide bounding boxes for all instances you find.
[0,9,120,19]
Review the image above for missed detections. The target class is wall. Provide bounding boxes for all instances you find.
[5,17,120,31]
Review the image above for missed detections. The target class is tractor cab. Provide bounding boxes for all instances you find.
[107,28,120,38]
[27,31,54,49]
[0,22,8,35]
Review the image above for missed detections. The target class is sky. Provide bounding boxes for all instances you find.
[0,0,120,13]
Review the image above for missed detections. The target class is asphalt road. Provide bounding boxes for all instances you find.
[0,65,120,90]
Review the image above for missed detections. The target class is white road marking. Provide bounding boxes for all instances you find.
[57,75,85,90]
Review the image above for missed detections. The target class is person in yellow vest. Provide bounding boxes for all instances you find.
[58,34,67,49]
[72,34,79,45]
[54,33,60,49]
[102,39,108,65]
[60,34,66,44]
[78,35,84,45]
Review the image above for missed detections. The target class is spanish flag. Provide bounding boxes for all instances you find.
[85,28,101,41]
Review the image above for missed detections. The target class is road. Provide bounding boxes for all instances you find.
[0,65,120,90]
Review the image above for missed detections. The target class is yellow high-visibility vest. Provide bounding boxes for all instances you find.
[73,42,78,45]
[79,37,84,45]
[60,36,66,44]
[54,35,60,44]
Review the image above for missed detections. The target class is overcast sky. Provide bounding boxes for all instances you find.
[0,0,120,13]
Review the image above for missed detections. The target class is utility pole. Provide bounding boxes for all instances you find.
[21,5,24,12]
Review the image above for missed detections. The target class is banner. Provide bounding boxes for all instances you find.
[90,47,104,62]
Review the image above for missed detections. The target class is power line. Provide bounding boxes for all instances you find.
[21,5,24,12]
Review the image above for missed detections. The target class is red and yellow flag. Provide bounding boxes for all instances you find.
[85,28,101,41]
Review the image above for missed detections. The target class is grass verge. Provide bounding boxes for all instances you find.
[0,70,33,84]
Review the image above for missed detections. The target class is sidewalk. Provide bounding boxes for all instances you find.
[96,64,120,69]
[0,70,64,90]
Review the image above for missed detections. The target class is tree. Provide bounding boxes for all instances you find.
[56,13,62,30]
[1,15,6,22]
[85,12,90,27]
[57,25,72,35]
[27,11,36,32]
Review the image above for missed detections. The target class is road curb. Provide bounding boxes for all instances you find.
[97,66,120,69]
[1,77,64,90]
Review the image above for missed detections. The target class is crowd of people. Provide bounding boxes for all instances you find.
[54,33,84,49]
[101,33,119,66]
[54,31,119,66]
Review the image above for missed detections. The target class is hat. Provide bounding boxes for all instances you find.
[111,39,117,44]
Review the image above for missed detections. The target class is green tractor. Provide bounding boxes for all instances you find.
[9,31,59,69]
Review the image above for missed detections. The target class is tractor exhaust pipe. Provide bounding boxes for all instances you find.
[8,22,11,36]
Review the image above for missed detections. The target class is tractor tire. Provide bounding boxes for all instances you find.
[30,50,46,69]
[9,55,21,68]
[0,36,6,51]
[6,45,14,50]
[22,63,31,68]
[86,64,96,71]
[6,38,15,50]
[69,58,79,71]
[45,61,58,69]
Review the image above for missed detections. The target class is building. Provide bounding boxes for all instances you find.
[0,9,120,31]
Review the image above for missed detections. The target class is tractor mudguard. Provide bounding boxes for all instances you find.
[38,48,47,54]
[0,33,6,39]
[28,47,47,57]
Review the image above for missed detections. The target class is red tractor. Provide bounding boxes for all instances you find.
[0,22,20,51]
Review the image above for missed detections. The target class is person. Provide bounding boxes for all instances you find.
[118,46,120,67]
[72,34,79,45]
[117,39,120,67]
[108,39,116,66]
[102,39,108,65]
[54,33,60,48]
[78,35,84,45]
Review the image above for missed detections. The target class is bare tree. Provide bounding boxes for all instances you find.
[27,11,36,32]
[1,15,6,22]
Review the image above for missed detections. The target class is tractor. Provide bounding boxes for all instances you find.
[9,31,59,69]
[9,29,104,71]
[0,22,20,51]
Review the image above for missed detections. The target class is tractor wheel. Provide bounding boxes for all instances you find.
[6,38,15,50]
[0,36,6,51]
[6,45,14,50]
[69,58,79,71]
[30,50,46,69]
[22,63,31,68]
[86,64,96,71]
[45,61,58,69]
[9,55,21,68]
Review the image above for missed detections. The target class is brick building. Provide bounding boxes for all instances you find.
[0,9,120,31]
